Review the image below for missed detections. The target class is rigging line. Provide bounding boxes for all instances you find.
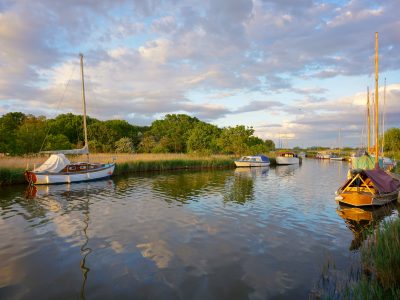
[39,63,78,153]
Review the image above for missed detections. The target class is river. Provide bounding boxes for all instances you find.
[0,159,398,299]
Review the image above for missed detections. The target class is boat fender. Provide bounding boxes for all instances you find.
[335,195,343,201]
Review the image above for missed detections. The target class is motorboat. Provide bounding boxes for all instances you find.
[275,152,299,165]
[234,155,270,167]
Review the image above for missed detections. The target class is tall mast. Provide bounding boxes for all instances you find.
[367,86,370,153]
[382,78,386,156]
[374,32,379,168]
[80,53,89,162]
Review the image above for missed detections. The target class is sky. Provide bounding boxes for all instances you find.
[0,0,399,147]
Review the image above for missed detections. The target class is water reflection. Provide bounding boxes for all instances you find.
[336,204,399,250]
[25,180,114,300]
[234,166,269,177]
[151,171,227,204]
[223,167,263,204]
[274,164,299,177]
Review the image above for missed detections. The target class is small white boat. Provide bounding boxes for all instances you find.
[25,54,115,185]
[298,152,306,158]
[234,155,270,167]
[330,154,344,161]
[276,152,299,165]
[316,152,331,159]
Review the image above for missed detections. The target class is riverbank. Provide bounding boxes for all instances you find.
[349,217,400,299]
[0,153,239,186]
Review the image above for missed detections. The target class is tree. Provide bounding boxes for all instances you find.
[384,128,400,152]
[43,134,72,151]
[187,122,221,154]
[138,132,157,153]
[150,114,199,152]
[264,139,275,151]
[115,137,134,153]
[0,112,26,154]
[217,125,254,155]
[15,115,47,154]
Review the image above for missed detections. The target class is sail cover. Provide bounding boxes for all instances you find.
[34,154,70,173]
[351,155,383,170]
[364,168,400,194]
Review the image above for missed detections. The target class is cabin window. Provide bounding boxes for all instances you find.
[69,166,76,171]
[89,166,95,169]
[80,166,87,170]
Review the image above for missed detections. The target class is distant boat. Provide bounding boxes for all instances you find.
[335,33,400,207]
[276,152,299,165]
[25,54,115,185]
[234,155,270,167]
[316,152,331,159]
[298,152,306,158]
[330,154,344,161]
[330,129,344,161]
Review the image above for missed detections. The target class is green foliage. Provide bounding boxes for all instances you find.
[187,122,221,154]
[0,112,27,154]
[0,168,26,185]
[383,128,400,152]
[150,114,199,152]
[43,134,72,151]
[15,115,47,154]
[0,111,276,156]
[138,132,156,153]
[115,137,134,153]
[217,125,254,155]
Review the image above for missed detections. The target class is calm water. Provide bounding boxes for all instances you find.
[0,159,398,299]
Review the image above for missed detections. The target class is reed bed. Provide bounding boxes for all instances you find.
[349,218,400,299]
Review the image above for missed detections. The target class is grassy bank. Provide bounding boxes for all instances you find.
[350,217,400,299]
[0,153,237,186]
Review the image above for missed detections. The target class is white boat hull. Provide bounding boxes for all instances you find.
[234,161,270,167]
[276,157,299,165]
[26,163,115,185]
[330,157,344,161]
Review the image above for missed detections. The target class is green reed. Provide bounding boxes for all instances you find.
[350,218,400,300]
[0,168,26,186]
[114,158,235,175]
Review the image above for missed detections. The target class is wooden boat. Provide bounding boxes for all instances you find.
[234,155,270,167]
[275,152,299,165]
[335,33,400,207]
[25,54,115,185]
[335,168,400,206]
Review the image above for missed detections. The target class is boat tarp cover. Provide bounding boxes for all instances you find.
[351,155,383,170]
[258,155,270,162]
[364,168,400,194]
[34,154,70,173]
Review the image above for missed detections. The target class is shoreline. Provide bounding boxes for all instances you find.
[0,156,284,186]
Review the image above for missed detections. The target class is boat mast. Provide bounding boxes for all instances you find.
[80,54,89,162]
[382,78,386,157]
[374,32,379,168]
[367,86,370,153]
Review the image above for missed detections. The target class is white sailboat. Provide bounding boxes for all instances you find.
[25,54,115,185]
[330,129,344,161]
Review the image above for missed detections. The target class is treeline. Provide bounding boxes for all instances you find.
[0,112,275,155]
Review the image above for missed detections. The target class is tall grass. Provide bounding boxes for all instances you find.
[350,218,400,299]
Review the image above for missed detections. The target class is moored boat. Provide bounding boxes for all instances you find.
[234,155,270,167]
[335,33,400,207]
[25,54,115,185]
[275,152,299,165]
